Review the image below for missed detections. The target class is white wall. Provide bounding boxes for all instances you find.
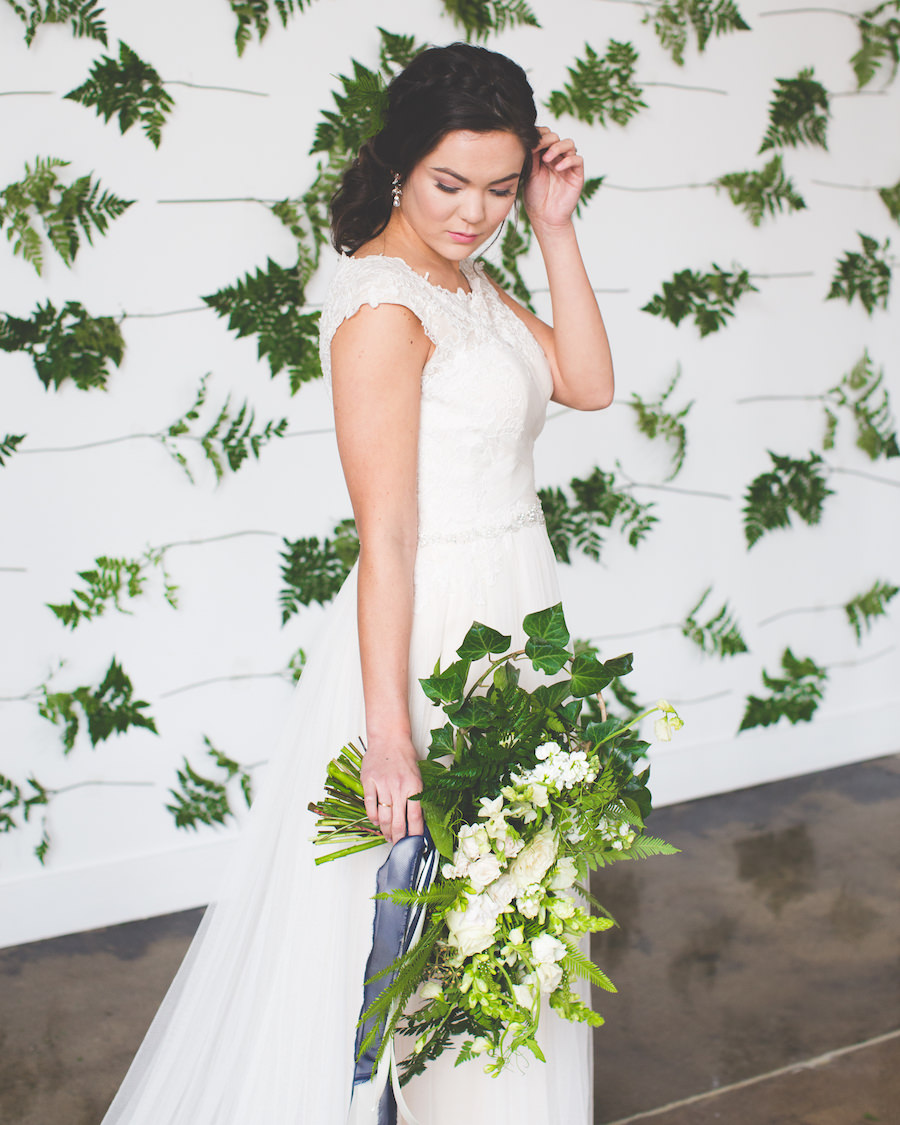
[1,0,897,948]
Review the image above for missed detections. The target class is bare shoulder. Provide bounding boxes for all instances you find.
[331,300,432,379]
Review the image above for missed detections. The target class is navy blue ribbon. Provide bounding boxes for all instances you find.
[350,830,437,1125]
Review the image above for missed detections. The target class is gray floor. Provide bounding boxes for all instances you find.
[2,754,899,1125]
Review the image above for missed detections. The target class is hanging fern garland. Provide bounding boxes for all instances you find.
[0,157,133,275]
[64,41,175,148]
[538,467,657,564]
[742,451,834,549]
[714,156,806,227]
[645,0,750,67]
[739,648,827,731]
[823,351,898,460]
[759,68,830,153]
[228,0,317,56]
[38,657,158,754]
[440,0,540,41]
[844,580,899,642]
[545,41,646,128]
[4,0,107,47]
[167,736,254,830]
[642,264,757,336]
[682,587,749,658]
[852,0,900,89]
[827,234,892,315]
[627,367,693,480]
[0,300,125,390]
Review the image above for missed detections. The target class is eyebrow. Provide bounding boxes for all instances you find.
[430,166,521,185]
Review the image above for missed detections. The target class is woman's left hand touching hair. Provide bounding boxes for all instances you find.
[523,126,584,233]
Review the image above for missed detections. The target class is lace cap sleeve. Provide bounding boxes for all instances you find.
[317,255,445,388]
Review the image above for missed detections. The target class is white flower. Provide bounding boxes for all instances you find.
[478,795,504,819]
[549,856,578,891]
[446,892,501,957]
[549,895,576,920]
[654,701,684,742]
[502,834,524,858]
[420,980,443,1001]
[468,853,503,892]
[442,858,469,880]
[536,961,564,994]
[511,981,535,1010]
[458,823,491,861]
[470,1036,491,1055]
[508,821,558,891]
[531,932,566,965]
[486,873,517,910]
[508,927,524,945]
[515,883,543,918]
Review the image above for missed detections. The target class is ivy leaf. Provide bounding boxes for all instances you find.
[38,657,158,753]
[714,155,806,226]
[0,156,133,274]
[64,41,175,148]
[539,467,657,564]
[439,0,540,42]
[6,0,107,47]
[851,0,900,89]
[879,178,900,224]
[280,518,359,622]
[844,580,899,642]
[628,366,693,480]
[420,660,471,706]
[0,433,26,466]
[203,258,322,390]
[228,0,315,56]
[826,233,892,315]
[545,41,646,128]
[823,350,898,460]
[569,653,619,697]
[0,300,124,391]
[759,68,829,153]
[456,622,512,662]
[167,736,253,830]
[739,648,827,731]
[642,264,757,336]
[646,0,750,66]
[523,603,570,674]
[682,587,748,657]
[743,451,834,549]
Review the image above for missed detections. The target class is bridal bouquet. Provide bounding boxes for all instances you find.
[309,603,681,1085]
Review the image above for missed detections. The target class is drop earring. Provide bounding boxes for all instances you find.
[391,173,402,208]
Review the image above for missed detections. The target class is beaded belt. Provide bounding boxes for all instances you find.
[417,501,545,547]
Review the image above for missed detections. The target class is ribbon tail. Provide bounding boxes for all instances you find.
[347,832,437,1125]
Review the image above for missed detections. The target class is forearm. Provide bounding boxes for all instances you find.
[357,537,417,751]
[533,219,614,410]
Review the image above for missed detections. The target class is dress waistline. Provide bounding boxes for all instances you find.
[417,501,545,548]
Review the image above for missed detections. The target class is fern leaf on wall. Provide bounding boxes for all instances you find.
[759,68,829,153]
[823,351,898,459]
[0,300,124,390]
[539,468,657,564]
[280,518,360,622]
[645,0,750,66]
[682,587,749,657]
[440,0,540,42]
[844,580,899,641]
[228,0,316,56]
[167,736,253,830]
[545,41,646,128]
[642,264,757,335]
[38,658,158,754]
[627,366,693,479]
[714,155,806,226]
[742,452,834,548]
[739,648,827,731]
[5,0,107,47]
[851,0,900,89]
[827,233,892,315]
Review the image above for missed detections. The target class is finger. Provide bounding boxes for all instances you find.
[391,800,408,844]
[406,796,424,837]
[364,788,379,826]
[542,139,577,164]
[377,798,394,842]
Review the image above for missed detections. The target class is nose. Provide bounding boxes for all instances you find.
[457,189,485,227]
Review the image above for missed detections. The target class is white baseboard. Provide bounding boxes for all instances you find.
[1,703,894,950]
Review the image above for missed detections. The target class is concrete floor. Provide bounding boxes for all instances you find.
[2,754,899,1125]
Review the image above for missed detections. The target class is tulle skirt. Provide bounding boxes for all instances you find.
[101,525,592,1125]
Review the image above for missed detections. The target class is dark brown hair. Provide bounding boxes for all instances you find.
[330,43,540,254]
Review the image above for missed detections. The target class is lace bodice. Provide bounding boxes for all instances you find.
[318,254,553,545]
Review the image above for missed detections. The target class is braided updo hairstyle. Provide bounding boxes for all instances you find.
[330,43,540,255]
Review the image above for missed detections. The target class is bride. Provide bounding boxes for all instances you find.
[101,41,613,1125]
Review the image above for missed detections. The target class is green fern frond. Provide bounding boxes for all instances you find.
[48,556,145,628]
[561,937,617,992]
[714,155,806,226]
[0,433,26,466]
[203,258,321,389]
[539,467,657,565]
[739,648,827,731]
[167,736,253,830]
[852,0,900,89]
[0,156,133,274]
[310,60,388,158]
[759,68,829,153]
[827,233,892,315]
[38,657,158,754]
[480,221,535,310]
[228,0,315,55]
[0,300,124,390]
[64,41,174,148]
[824,351,898,459]
[440,0,540,42]
[743,451,834,549]
[682,587,749,657]
[625,834,680,860]
[844,580,899,642]
[280,518,359,621]
[545,41,646,128]
[646,0,750,66]
[628,366,693,479]
[879,179,900,224]
[7,0,107,46]
[642,263,757,336]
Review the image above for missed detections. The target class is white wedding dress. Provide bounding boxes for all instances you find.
[101,253,592,1125]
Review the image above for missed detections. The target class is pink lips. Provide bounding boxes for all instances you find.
[448,231,478,244]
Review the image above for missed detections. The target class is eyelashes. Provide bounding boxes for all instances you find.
[435,182,514,198]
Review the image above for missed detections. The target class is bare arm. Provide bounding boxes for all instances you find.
[330,301,431,843]
[490,127,614,412]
